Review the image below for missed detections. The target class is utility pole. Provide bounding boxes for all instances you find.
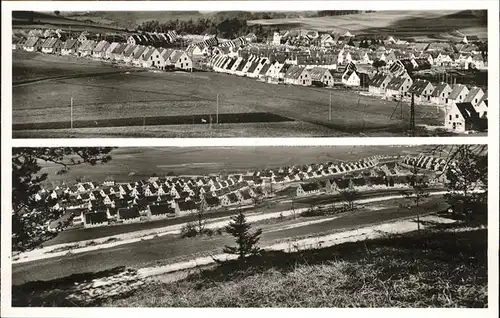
[410,93,415,137]
[216,94,219,124]
[70,97,73,129]
[329,91,332,121]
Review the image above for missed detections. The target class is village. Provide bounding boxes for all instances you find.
[28,150,454,235]
[13,24,488,134]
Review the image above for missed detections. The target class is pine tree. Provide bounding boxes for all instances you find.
[223,211,263,260]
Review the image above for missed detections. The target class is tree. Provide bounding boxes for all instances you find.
[442,145,487,220]
[54,11,60,16]
[12,147,114,251]
[372,59,386,72]
[223,211,263,260]
[340,182,358,210]
[400,163,429,232]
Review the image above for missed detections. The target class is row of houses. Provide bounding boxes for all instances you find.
[210,53,361,87]
[296,175,413,197]
[19,36,195,72]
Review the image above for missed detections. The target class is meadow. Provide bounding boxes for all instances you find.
[13,52,443,137]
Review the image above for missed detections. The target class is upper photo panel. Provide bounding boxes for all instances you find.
[12,10,488,138]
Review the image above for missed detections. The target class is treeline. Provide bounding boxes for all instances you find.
[316,10,371,17]
[137,11,374,39]
[138,13,276,40]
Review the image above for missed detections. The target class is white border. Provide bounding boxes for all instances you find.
[1,1,499,317]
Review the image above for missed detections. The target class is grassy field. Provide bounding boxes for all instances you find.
[37,145,421,185]
[12,196,447,285]
[13,11,126,33]
[104,227,487,308]
[12,52,444,137]
[12,51,134,84]
[248,10,487,41]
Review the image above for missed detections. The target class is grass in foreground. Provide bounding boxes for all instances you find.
[106,226,487,308]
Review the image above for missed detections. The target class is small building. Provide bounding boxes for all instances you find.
[149,203,176,219]
[463,87,484,107]
[447,84,470,109]
[61,39,79,55]
[445,102,485,133]
[296,182,321,196]
[430,82,452,105]
[407,79,434,104]
[84,211,108,228]
[23,37,42,52]
[118,207,141,223]
[309,67,335,87]
[41,38,63,54]
[169,50,193,71]
[284,65,312,86]
[368,73,392,95]
[385,75,413,99]
[92,40,110,59]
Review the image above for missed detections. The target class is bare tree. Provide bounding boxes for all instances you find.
[340,184,358,211]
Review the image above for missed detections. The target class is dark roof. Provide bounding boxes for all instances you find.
[431,82,451,97]
[455,102,479,120]
[118,207,140,219]
[386,76,408,91]
[150,203,175,216]
[408,79,432,95]
[178,200,198,211]
[85,212,108,224]
[259,63,271,75]
[369,73,390,88]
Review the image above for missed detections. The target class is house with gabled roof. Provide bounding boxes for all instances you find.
[61,39,79,55]
[84,211,109,228]
[430,82,452,105]
[475,93,488,118]
[92,40,110,59]
[463,87,484,107]
[368,73,392,95]
[309,67,335,87]
[296,182,321,196]
[284,65,311,86]
[142,47,161,68]
[447,84,469,109]
[149,203,176,220]
[105,42,120,60]
[407,79,434,104]
[385,75,413,98]
[445,102,485,133]
[117,207,141,223]
[170,50,193,71]
[41,38,63,54]
[23,37,43,52]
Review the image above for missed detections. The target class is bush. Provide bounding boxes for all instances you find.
[180,222,199,238]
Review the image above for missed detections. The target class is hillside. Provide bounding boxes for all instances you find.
[12,11,127,33]
[105,227,487,307]
[248,10,487,41]
[63,11,208,29]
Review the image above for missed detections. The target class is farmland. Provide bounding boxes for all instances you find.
[12,52,443,137]
[248,10,487,41]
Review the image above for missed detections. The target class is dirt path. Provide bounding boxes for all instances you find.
[12,191,449,265]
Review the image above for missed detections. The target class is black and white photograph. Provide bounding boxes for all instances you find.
[10,145,488,307]
[1,0,498,316]
[11,9,488,138]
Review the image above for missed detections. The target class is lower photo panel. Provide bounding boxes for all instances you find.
[11,145,488,307]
